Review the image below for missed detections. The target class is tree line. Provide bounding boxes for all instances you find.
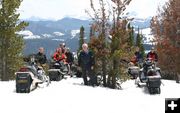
[151,0,180,80]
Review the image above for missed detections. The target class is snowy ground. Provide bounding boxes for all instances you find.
[0,77,180,113]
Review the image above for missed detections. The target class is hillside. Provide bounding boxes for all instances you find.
[21,17,153,58]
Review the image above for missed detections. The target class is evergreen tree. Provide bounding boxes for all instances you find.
[136,27,145,56]
[88,0,132,89]
[0,0,28,81]
[89,26,95,38]
[127,23,134,46]
[78,26,85,52]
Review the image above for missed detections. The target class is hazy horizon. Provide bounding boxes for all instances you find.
[19,0,168,20]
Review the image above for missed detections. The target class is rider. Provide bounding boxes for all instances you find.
[134,47,143,64]
[59,43,66,54]
[129,47,143,66]
[35,47,47,65]
[53,48,66,62]
[35,47,48,77]
[143,47,158,76]
[146,47,158,62]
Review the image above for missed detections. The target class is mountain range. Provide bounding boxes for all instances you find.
[22,17,153,58]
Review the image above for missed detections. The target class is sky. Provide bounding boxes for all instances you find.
[19,0,168,20]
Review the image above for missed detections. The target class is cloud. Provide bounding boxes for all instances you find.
[19,0,91,20]
[125,0,168,18]
[19,0,168,20]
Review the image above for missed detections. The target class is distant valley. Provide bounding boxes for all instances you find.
[22,17,153,58]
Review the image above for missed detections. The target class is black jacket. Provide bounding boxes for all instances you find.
[135,51,143,62]
[78,50,95,69]
[36,52,47,64]
[65,52,74,63]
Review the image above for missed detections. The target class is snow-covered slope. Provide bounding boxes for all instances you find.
[142,28,155,44]
[53,32,65,36]
[0,77,180,113]
[71,30,80,38]
[17,30,41,39]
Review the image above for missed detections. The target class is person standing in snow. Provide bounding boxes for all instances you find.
[78,43,97,86]
[65,48,74,76]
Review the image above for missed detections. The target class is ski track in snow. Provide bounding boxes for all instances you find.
[0,78,180,113]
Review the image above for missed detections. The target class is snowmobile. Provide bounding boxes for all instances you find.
[128,62,140,79]
[48,61,68,81]
[135,58,161,94]
[15,55,50,93]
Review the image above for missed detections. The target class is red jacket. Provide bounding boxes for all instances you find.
[147,52,158,62]
[53,52,66,61]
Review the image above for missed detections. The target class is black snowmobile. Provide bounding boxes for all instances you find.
[135,58,161,94]
[48,61,68,81]
[15,55,50,93]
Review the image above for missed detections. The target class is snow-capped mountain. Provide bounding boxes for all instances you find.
[141,28,155,45]
[18,30,41,39]
[22,17,153,58]
[130,17,152,29]
[71,30,80,38]
[53,32,65,36]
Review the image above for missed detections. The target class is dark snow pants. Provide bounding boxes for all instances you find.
[82,67,97,86]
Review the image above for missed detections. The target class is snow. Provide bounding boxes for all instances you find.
[18,30,33,36]
[53,32,65,36]
[23,35,41,39]
[52,39,65,41]
[17,30,41,39]
[0,77,180,113]
[135,28,156,45]
[141,28,155,44]
[42,34,54,38]
[71,30,80,38]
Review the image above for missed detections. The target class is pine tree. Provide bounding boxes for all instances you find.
[136,27,145,56]
[128,23,134,46]
[87,0,132,89]
[78,26,85,52]
[0,0,28,81]
[89,26,95,38]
